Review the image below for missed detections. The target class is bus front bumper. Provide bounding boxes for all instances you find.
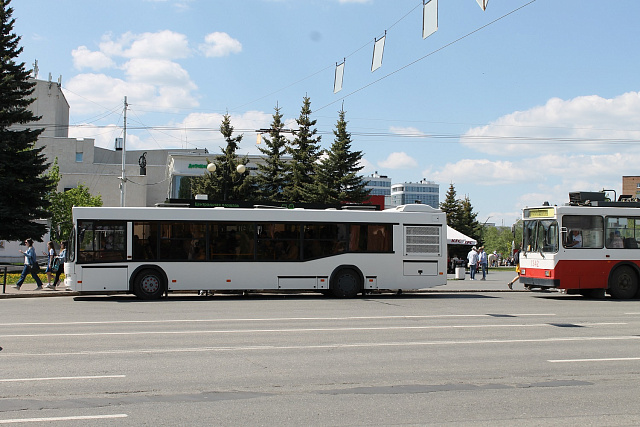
[520,277,560,288]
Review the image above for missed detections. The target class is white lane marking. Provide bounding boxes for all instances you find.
[548,357,640,363]
[0,313,557,327]
[0,322,625,338]
[0,375,125,383]
[2,335,639,357]
[0,414,127,424]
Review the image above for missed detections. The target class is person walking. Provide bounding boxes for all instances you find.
[13,238,44,291]
[43,241,56,287]
[49,241,67,289]
[467,246,479,280]
[507,247,521,290]
[478,246,488,280]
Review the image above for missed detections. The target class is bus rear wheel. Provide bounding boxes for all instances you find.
[608,266,638,300]
[134,268,165,300]
[331,268,362,298]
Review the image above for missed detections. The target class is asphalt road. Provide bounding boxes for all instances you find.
[1,271,639,426]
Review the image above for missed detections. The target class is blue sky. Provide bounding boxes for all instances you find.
[14,0,640,226]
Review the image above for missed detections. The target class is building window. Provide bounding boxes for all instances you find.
[76,152,83,163]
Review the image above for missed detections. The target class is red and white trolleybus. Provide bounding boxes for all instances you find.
[519,191,640,299]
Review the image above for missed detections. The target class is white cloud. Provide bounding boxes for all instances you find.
[199,32,242,58]
[65,72,198,114]
[71,46,115,71]
[378,152,418,169]
[389,126,428,138]
[358,158,376,176]
[431,158,530,186]
[100,30,191,60]
[123,58,195,87]
[461,91,640,156]
[165,110,272,153]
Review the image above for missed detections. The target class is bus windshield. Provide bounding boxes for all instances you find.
[523,219,559,253]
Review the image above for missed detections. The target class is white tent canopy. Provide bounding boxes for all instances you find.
[447,226,477,245]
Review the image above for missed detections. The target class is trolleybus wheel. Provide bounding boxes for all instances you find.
[331,267,362,298]
[608,266,638,300]
[134,268,165,300]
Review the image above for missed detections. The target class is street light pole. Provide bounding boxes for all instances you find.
[206,162,246,201]
[119,96,128,207]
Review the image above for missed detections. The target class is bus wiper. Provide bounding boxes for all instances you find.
[538,247,545,259]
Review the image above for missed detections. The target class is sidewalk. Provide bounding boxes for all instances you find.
[0,283,78,298]
[1,269,522,299]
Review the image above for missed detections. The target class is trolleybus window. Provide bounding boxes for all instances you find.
[605,216,640,249]
[562,215,603,249]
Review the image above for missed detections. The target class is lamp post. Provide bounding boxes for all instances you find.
[207,162,247,201]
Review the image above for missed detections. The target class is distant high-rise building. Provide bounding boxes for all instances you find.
[364,172,391,209]
[391,179,439,208]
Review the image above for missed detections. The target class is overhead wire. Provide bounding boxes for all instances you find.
[230,1,422,113]
[316,0,538,113]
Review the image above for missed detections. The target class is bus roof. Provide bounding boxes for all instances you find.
[72,204,444,223]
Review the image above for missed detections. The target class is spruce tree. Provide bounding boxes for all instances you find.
[459,195,482,243]
[440,183,461,229]
[191,114,250,201]
[317,108,369,204]
[254,104,288,202]
[283,96,321,203]
[0,0,54,241]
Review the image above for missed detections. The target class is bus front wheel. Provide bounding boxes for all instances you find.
[608,266,638,300]
[331,268,362,298]
[133,269,165,300]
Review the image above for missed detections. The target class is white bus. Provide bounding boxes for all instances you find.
[520,191,640,299]
[65,204,447,299]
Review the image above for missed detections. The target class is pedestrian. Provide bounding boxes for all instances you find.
[49,241,67,289]
[43,241,56,287]
[13,238,44,291]
[507,247,521,290]
[467,246,478,280]
[478,246,488,280]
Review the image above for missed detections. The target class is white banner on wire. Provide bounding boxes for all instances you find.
[422,0,438,39]
[371,35,386,72]
[334,61,345,93]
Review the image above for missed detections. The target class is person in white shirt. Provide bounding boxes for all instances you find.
[467,246,479,280]
[478,247,488,280]
[566,230,582,248]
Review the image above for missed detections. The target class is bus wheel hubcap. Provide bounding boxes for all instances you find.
[142,276,159,293]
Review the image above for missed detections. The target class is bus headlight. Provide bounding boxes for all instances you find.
[545,270,550,277]
[520,268,525,275]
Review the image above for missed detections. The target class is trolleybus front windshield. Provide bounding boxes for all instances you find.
[523,219,559,254]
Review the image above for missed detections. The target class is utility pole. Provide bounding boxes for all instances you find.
[119,96,128,207]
